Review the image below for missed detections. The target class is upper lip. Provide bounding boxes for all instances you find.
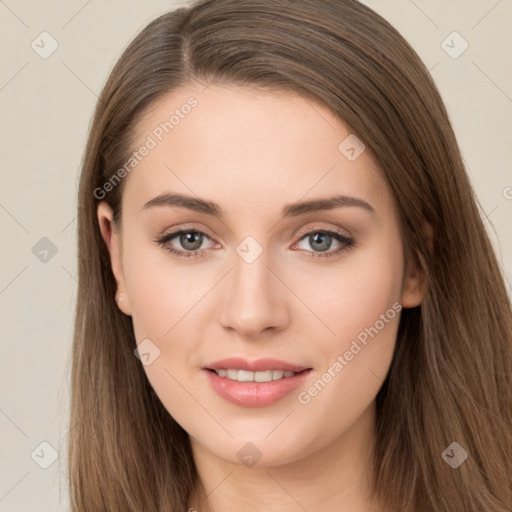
[205,357,311,373]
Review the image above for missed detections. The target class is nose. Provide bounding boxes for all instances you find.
[218,249,290,338]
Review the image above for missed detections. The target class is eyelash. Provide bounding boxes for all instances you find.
[153,226,355,260]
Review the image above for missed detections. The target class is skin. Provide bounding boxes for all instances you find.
[98,83,428,512]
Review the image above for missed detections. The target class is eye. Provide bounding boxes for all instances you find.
[292,227,355,259]
[154,226,355,260]
[154,229,216,259]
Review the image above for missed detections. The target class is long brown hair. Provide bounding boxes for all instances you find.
[69,0,512,510]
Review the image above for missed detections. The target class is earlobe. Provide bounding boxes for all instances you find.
[97,201,132,316]
[401,222,433,309]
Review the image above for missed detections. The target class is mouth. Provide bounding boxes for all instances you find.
[203,358,313,407]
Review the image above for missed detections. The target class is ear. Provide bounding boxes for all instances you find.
[97,201,132,316]
[401,222,433,309]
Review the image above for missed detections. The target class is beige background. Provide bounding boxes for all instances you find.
[0,1,511,510]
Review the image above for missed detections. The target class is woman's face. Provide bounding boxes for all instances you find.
[98,83,425,467]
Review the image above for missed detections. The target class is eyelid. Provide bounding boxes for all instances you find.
[156,222,214,238]
[157,222,351,243]
[293,223,352,241]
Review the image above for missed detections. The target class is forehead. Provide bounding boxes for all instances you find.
[121,84,390,220]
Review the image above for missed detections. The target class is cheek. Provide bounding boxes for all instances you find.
[121,231,209,340]
[292,226,404,353]
[292,228,403,411]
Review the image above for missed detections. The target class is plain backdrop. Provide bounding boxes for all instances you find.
[0,1,511,510]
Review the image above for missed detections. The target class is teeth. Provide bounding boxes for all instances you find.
[214,369,298,382]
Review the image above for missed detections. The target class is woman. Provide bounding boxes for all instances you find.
[69,0,512,510]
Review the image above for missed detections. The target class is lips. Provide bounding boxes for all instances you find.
[205,357,310,373]
[203,357,313,407]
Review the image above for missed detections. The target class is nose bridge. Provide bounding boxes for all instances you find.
[219,243,289,336]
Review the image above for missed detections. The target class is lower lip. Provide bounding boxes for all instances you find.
[203,369,312,407]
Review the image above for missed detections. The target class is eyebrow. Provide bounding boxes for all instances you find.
[141,192,375,218]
